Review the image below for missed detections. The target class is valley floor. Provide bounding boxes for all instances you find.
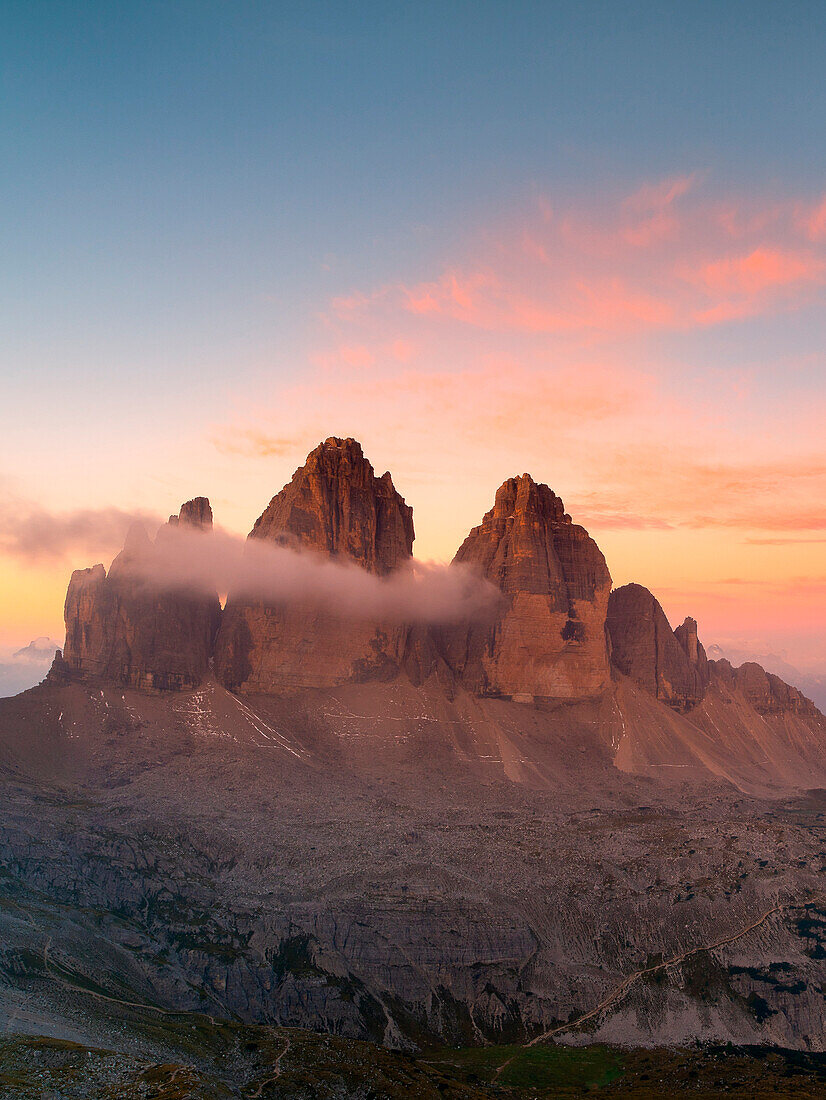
[3,1025,826,1098]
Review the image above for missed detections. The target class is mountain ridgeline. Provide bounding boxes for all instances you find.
[5,436,826,1059]
[53,437,824,768]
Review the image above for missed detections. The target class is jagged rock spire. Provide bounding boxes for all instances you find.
[606,583,709,710]
[214,438,414,692]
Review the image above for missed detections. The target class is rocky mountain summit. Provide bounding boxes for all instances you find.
[607,583,710,710]
[437,473,612,700]
[52,437,821,744]
[247,436,414,571]
[214,437,415,691]
[712,657,823,718]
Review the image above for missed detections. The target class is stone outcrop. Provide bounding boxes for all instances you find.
[166,496,214,531]
[214,438,415,692]
[710,659,823,718]
[606,584,710,710]
[437,474,612,700]
[62,499,220,691]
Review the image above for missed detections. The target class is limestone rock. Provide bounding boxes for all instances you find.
[62,500,220,691]
[214,438,414,692]
[249,438,413,573]
[606,584,709,710]
[170,496,214,530]
[438,474,612,699]
[710,659,823,718]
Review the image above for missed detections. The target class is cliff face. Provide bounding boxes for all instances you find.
[214,438,415,692]
[61,499,220,692]
[437,475,612,700]
[606,583,709,710]
[249,437,413,573]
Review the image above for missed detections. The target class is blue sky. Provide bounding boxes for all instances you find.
[1,2,825,669]
[5,0,826,401]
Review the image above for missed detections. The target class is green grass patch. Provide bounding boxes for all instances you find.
[428,1041,623,1090]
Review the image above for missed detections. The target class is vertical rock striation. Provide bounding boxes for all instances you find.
[437,474,612,700]
[62,499,220,691]
[214,438,415,692]
[606,583,709,710]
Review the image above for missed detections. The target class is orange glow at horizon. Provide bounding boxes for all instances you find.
[3,177,825,676]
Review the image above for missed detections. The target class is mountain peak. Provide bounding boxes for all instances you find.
[490,473,569,525]
[174,497,213,530]
[607,583,709,710]
[444,475,611,699]
[250,437,413,574]
[62,501,220,691]
[215,439,414,692]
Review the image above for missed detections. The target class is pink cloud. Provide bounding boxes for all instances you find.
[222,176,826,655]
[620,172,698,247]
[325,177,826,345]
[338,345,376,369]
[697,247,823,296]
[625,174,696,210]
[803,195,826,241]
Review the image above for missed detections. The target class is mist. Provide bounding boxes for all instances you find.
[0,500,162,562]
[118,524,501,626]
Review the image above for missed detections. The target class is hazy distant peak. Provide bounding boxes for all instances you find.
[12,637,61,661]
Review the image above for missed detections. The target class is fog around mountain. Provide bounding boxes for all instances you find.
[0,637,60,699]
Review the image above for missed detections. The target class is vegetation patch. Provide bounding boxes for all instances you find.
[427,1041,622,1090]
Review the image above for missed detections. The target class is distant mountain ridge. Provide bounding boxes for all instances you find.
[708,642,826,714]
[12,637,60,662]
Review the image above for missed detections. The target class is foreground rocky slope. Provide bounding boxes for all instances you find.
[4,1027,826,1097]
[1,671,825,1059]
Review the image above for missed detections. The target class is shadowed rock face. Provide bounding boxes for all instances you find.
[437,474,612,700]
[214,438,415,692]
[168,496,213,530]
[61,499,220,692]
[606,583,709,711]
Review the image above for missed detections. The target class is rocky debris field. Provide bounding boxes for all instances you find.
[1,677,825,1067]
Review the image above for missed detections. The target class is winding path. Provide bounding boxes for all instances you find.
[249,1035,291,1097]
[495,895,820,1080]
[41,932,223,1027]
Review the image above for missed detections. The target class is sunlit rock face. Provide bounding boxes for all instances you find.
[437,474,612,700]
[606,583,710,710]
[61,499,220,691]
[214,437,415,692]
[710,658,823,718]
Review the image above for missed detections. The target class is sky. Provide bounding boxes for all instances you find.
[1,0,825,677]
